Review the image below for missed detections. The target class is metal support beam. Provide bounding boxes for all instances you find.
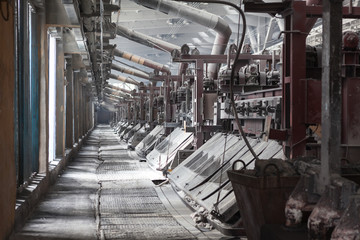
[74,73,79,143]
[80,85,85,137]
[149,82,155,128]
[38,8,48,174]
[164,78,171,134]
[140,90,145,121]
[55,39,66,158]
[282,1,307,158]
[65,60,73,149]
[194,59,204,149]
[319,0,343,190]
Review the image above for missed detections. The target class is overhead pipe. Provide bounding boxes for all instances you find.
[104,87,129,98]
[104,95,120,103]
[111,63,152,80]
[106,84,134,94]
[104,92,123,100]
[108,73,141,86]
[116,24,181,53]
[105,87,131,98]
[131,0,232,79]
[114,49,171,75]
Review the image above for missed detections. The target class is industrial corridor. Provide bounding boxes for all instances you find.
[12,125,229,240]
[2,0,360,239]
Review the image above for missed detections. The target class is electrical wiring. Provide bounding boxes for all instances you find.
[173,0,260,162]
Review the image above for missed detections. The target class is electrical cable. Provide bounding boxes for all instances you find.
[173,0,260,162]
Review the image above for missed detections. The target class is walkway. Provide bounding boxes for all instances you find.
[13,125,231,240]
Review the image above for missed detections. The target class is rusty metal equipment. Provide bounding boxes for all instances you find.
[237,0,360,239]
[169,132,285,236]
[228,167,299,240]
[106,0,360,238]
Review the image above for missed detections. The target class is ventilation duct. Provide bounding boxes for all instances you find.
[131,0,232,79]
[114,49,171,75]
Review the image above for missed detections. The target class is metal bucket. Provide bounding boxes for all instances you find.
[227,169,299,240]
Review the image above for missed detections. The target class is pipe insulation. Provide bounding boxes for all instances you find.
[104,87,129,98]
[111,63,151,81]
[107,84,133,94]
[131,0,232,79]
[114,49,171,75]
[116,24,181,53]
[108,73,141,86]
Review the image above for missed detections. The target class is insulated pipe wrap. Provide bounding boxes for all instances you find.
[108,73,141,86]
[111,63,151,80]
[116,25,181,53]
[114,49,171,75]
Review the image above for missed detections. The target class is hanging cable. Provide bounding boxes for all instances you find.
[0,0,10,21]
[173,0,260,162]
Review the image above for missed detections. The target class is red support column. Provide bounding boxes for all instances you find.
[282,1,307,158]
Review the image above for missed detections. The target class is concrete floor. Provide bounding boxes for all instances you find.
[13,125,240,240]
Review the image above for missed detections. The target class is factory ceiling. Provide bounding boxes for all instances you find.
[45,0,360,106]
[109,0,282,84]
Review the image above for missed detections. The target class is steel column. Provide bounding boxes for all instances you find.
[164,78,171,134]
[38,7,47,174]
[282,1,307,158]
[65,60,73,149]
[194,59,204,148]
[55,38,66,159]
[80,83,84,136]
[140,91,145,121]
[29,5,40,172]
[319,0,343,190]
[149,83,155,128]
[73,73,79,143]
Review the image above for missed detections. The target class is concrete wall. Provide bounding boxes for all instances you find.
[0,2,16,239]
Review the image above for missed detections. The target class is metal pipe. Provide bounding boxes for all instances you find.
[132,0,232,79]
[104,87,128,98]
[111,63,150,80]
[104,92,122,100]
[108,73,140,86]
[116,24,181,53]
[113,48,171,75]
[106,84,133,94]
